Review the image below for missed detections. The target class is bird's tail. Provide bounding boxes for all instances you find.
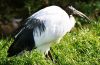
[7,28,35,57]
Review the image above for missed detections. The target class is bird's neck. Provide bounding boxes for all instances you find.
[69,15,76,28]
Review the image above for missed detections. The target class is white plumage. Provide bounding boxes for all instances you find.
[7,5,89,60]
[32,6,76,54]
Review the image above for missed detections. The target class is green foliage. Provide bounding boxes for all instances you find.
[0,0,100,20]
[0,20,100,65]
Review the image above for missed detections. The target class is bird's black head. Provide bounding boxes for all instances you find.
[66,6,90,21]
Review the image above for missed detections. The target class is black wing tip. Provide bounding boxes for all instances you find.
[7,45,22,57]
[7,50,21,57]
[7,49,16,57]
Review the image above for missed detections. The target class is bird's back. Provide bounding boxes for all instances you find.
[30,6,68,18]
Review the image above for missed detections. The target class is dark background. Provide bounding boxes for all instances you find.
[0,0,100,37]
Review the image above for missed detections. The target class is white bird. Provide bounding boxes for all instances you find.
[7,5,89,61]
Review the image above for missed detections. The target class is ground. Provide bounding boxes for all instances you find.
[0,20,100,65]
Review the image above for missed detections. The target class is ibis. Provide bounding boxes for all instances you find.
[7,5,89,61]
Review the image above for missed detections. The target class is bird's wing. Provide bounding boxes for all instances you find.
[7,17,46,57]
[15,17,46,39]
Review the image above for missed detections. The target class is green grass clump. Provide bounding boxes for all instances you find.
[0,21,100,65]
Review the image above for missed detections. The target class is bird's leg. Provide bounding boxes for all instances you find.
[48,50,53,61]
[48,50,58,64]
[45,50,53,61]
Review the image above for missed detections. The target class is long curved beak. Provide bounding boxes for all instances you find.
[68,6,90,21]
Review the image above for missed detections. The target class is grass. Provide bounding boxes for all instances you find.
[0,20,100,65]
